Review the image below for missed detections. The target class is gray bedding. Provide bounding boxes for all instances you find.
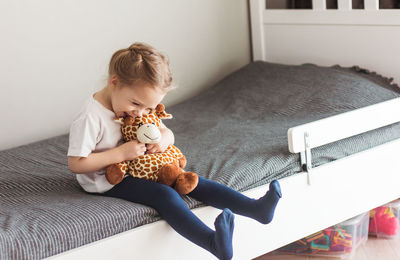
[1,61,400,259]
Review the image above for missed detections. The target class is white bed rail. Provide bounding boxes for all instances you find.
[288,97,400,153]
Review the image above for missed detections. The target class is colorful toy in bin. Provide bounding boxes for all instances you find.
[280,227,354,255]
[310,227,353,253]
[277,212,369,258]
[369,199,400,238]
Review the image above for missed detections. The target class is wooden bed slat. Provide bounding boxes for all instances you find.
[365,0,380,10]
[250,0,266,61]
[312,0,326,10]
[338,0,352,10]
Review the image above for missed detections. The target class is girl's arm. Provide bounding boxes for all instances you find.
[68,140,146,174]
[68,147,124,174]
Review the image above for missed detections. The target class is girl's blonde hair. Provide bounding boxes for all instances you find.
[108,42,174,92]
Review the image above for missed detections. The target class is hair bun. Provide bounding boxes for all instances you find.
[128,47,143,62]
[136,53,143,62]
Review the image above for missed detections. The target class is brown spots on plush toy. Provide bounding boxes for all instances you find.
[130,148,182,180]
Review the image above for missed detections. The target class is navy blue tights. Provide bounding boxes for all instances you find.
[104,176,281,260]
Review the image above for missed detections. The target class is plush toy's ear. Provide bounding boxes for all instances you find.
[155,104,173,120]
[124,116,136,125]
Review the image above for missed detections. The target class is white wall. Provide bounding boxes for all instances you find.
[0,0,250,150]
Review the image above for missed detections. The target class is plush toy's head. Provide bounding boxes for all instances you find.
[116,104,172,144]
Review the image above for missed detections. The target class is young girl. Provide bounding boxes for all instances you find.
[67,42,282,260]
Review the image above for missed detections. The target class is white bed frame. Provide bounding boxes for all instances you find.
[48,1,400,259]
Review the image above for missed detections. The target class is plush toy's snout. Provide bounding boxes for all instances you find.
[137,123,161,144]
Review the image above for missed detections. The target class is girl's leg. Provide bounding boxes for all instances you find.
[188,176,282,224]
[104,176,234,260]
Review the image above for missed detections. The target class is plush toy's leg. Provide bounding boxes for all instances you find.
[158,164,182,186]
[175,172,199,195]
[105,161,128,185]
[178,156,187,168]
[158,163,199,195]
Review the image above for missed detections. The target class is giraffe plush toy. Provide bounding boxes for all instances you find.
[105,104,199,195]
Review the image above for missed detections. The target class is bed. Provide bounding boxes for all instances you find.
[1,1,400,259]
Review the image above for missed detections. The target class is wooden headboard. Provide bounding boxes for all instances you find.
[250,0,400,84]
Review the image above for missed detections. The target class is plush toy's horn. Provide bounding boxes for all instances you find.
[155,104,173,119]
[114,117,125,125]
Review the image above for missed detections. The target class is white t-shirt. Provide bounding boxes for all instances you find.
[68,95,123,193]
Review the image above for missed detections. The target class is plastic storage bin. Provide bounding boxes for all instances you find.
[276,212,369,258]
[369,199,400,239]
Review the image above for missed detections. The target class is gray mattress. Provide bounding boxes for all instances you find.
[1,61,400,259]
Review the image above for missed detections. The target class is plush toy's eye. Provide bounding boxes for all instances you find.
[138,123,143,127]
[152,122,156,125]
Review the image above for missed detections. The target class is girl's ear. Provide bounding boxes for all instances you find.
[109,74,120,89]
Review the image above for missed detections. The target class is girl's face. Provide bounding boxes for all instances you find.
[110,80,166,118]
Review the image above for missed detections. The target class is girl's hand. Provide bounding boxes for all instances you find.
[118,140,146,161]
[146,142,168,154]
[146,128,174,154]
